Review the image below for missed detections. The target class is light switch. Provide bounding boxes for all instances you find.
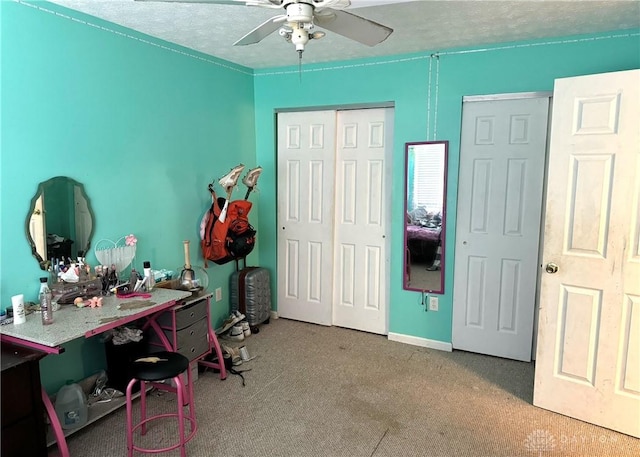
[428,295,438,311]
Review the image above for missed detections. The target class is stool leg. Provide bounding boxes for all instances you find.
[125,378,138,457]
[140,380,147,435]
[174,375,187,457]
[185,364,197,435]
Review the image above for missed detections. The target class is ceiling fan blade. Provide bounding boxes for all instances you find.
[234,15,286,46]
[315,9,392,46]
[134,0,281,6]
[314,0,350,10]
[135,0,244,4]
[346,0,409,8]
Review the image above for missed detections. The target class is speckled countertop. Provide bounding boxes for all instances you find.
[0,288,192,348]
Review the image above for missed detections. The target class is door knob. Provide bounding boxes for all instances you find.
[545,262,558,274]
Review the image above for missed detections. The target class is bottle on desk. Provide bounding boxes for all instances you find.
[39,277,54,325]
[11,294,26,325]
[143,260,155,291]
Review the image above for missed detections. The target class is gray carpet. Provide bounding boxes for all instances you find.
[57,318,640,457]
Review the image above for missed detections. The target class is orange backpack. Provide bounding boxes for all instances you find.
[201,191,255,266]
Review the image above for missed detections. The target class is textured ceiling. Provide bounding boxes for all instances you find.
[46,0,640,69]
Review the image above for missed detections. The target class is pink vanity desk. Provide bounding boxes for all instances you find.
[0,287,226,457]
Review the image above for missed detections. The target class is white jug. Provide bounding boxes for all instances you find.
[54,381,88,429]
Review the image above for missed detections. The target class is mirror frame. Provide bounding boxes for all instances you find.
[25,176,95,270]
[403,140,448,294]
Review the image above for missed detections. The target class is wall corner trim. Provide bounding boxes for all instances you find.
[388,332,452,352]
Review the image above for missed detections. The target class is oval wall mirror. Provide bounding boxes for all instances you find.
[404,141,448,293]
[25,176,95,270]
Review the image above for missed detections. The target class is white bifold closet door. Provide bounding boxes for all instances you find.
[276,108,392,335]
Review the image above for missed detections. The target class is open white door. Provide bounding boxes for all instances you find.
[30,194,47,261]
[74,185,91,255]
[534,69,640,438]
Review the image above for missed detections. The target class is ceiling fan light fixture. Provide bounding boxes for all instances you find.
[290,24,310,51]
[310,31,326,40]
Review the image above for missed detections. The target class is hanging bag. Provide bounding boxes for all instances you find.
[225,200,256,259]
[200,190,256,266]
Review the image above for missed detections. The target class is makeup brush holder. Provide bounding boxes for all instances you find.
[52,278,103,304]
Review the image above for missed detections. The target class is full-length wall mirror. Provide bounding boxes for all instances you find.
[25,176,95,270]
[404,141,448,293]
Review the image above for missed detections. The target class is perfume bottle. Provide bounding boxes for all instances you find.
[143,261,155,291]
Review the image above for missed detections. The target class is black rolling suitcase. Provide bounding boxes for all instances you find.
[230,266,271,330]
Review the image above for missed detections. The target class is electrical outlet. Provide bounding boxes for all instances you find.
[428,295,439,311]
[215,287,222,302]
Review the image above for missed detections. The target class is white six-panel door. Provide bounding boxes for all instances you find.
[276,108,391,334]
[453,96,550,361]
[332,108,392,334]
[277,110,336,325]
[534,69,640,437]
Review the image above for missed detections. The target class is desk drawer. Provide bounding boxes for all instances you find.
[148,317,210,361]
[175,319,210,360]
[157,298,208,330]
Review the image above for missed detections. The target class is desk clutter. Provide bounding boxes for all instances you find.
[2,271,271,457]
[36,290,265,453]
[1,167,269,457]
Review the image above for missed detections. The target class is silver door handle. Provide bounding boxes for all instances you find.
[545,262,558,274]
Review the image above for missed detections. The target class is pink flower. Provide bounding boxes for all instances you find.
[125,234,137,246]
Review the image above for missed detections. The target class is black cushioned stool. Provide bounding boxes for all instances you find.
[125,351,197,457]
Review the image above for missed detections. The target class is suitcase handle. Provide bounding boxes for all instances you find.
[234,257,247,272]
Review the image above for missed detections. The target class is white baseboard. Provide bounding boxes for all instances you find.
[270,310,278,320]
[387,332,452,352]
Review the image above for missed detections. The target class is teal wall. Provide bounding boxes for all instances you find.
[2,0,639,393]
[253,30,640,344]
[1,1,257,392]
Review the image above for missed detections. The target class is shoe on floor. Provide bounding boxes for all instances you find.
[225,324,245,342]
[241,321,251,337]
[221,344,243,366]
[242,166,262,189]
[215,313,242,335]
[219,164,245,194]
[232,310,246,321]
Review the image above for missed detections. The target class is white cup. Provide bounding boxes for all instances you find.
[239,346,250,361]
[11,294,26,325]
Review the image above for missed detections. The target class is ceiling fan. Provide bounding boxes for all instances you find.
[136,0,393,58]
